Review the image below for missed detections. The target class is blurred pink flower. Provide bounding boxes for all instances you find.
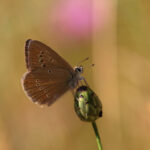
[47,0,110,40]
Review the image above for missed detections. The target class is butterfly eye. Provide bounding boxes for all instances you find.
[74,66,83,73]
[77,68,81,72]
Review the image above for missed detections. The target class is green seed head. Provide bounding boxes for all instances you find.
[74,86,102,122]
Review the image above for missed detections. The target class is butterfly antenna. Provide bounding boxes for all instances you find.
[84,63,95,69]
[77,57,89,65]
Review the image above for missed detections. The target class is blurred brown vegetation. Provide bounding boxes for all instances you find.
[0,0,150,150]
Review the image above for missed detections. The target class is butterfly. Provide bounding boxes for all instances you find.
[22,39,87,106]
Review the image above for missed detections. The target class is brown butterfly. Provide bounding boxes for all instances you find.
[22,39,87,106]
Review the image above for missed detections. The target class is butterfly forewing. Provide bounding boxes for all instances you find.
[25,39,74,72]
[22,39,75,106]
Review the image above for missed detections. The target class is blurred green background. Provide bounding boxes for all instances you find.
[0,0,150,150]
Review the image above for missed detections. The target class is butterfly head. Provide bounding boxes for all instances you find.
[74,66,83,74]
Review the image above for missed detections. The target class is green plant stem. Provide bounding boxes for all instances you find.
[92,121,103,150]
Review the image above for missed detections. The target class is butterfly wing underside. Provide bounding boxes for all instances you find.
[25,39,74,72]
[22,39,75,106]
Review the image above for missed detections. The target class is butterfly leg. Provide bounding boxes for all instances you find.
[80,76,89,87]
[78,80,83,86]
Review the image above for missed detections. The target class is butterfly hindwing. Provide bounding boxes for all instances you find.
[22,71,70,106]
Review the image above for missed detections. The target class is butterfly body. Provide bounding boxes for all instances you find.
[22,39,84,106]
